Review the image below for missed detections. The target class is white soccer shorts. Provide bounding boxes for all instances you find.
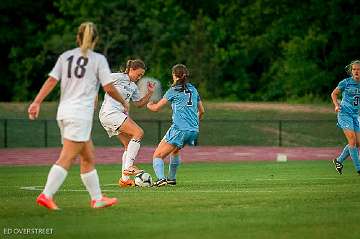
[57,119,93,142]
[99,111,128,137]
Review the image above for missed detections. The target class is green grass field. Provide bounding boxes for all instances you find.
[1,161,359,239]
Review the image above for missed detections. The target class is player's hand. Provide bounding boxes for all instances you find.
[147,81,156,93]
[28,102,40,120]
[335,105,340,112]
[147,101,154,110]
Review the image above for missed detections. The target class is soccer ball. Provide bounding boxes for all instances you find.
[134,172,153,187]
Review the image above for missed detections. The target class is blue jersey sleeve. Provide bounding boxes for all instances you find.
[337,79,347,91]
[164,88,176,102]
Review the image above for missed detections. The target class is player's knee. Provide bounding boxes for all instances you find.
[81,159,94,171]
[56,155,77,170]
[153,151,164,159]
[134,127,144,140]
[172,149,180,155]
[348,139,357,147]
[80,155,95,165]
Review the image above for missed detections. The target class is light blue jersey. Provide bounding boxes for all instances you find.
[153,83,202,181]
[337,77,360,131]
[164,83,201,132]
[337,77,360,115]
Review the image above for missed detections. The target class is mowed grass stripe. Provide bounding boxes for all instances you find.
[0,161,359,239]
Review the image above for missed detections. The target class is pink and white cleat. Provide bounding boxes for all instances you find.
[36,193,60,210]
[91,196,118,209]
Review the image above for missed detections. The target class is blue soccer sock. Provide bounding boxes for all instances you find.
[168,154,181,180]
[153,157,165,180]
[337,144,350,163]
[348,146,360,172]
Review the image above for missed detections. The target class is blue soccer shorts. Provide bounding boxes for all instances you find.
[164,126,199,148]
[337,113,360,132]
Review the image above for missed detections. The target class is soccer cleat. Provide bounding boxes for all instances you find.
[123,165,144,176]
[91,196,118,209]
[119,178,135,188]
[153,178,167,187]
[166,178,177,186]
[333,159,343,175]
[36,193,60,210]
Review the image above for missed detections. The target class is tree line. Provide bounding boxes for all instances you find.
[1,0,359,102]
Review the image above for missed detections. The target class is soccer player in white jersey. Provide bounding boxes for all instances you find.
[27,22,129,210]
[99,59,155,187]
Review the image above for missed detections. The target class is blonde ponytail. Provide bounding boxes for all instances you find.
[77,22,98,56]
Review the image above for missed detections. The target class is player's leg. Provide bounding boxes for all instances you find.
[117,133,134,187]
[167,148,180,185]
[79,140,118,208]
[37,139,84,210]
[119,117,144,175]
[167,130,198,184]
[79,140,101,201]
[336,144,350,163]
[153,139,178,186]
[343,129,360,174]
[333,144,348,175]
[334,114,353,174]
[99,111,135,185]
[355,131,360,174]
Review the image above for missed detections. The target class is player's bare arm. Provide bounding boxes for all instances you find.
[147,98,168,112]
[103,83,129,112]
[331,87,341,112]
[198,101,205,120]
[28,77,58,120]
[133,82,156,108]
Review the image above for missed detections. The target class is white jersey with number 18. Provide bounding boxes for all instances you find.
[49,47,114,121]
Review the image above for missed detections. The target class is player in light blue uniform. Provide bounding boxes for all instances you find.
[331,60,360,175]
[147,64,205,186]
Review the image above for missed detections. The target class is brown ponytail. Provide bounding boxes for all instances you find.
[172,64,189,91]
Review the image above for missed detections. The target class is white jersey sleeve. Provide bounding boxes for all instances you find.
[49,55,63,81]
[97,55,113,86]
[100,73,140,114]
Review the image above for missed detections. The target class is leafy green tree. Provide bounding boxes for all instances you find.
[2,0,360,102]
[1,0,57,101]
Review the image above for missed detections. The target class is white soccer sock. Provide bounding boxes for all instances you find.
[121,150,129,181]
[125,139,141,170]
[42,164,68,198]
[80,169,102,201]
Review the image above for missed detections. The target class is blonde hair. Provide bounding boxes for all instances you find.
[345,60,360,76]
[76,22,98,56]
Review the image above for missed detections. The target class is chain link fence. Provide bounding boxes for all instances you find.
[0,118,345,148]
